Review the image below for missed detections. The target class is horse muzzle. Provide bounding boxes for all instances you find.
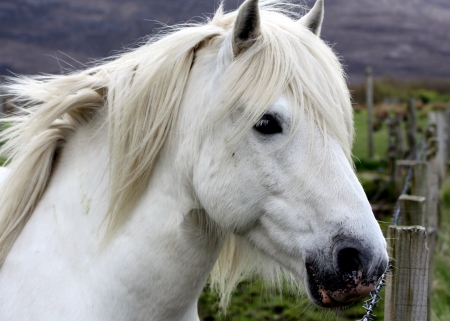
[305,241,388,308]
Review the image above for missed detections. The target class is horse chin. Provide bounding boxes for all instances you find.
[304,264,376,308]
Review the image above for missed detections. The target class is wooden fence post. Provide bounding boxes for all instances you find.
[395,113,406,158]
[366,67,373,158]
[428,113,444,184]
[388,118,404,174]
[425,123,439,321]
[393,159,433,320]
[386,113,446,321]
[425,124,439,234]
[395,161,427,197]
[446,109,450,162]
[435,110,448,182]
[406,98,417,158]
[399,195,426,226]
[388,119,396,174]
[385,226,429,321]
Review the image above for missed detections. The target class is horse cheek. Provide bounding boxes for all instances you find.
[193,143,264,232]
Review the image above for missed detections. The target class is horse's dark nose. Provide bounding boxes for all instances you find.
[336,247,364,275]
[305,240,388,307]
[306,234,388,308]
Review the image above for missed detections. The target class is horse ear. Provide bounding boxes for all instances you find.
[232,0,261,56]
[298,0,324,36]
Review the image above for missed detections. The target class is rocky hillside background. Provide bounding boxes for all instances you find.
[1,0,449,83]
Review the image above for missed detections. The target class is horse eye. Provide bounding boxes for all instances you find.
[254,114,282,135]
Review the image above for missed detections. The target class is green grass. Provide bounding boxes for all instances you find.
[198,279,378,321]
[352,107,429,164]
[431,178,450,321]
[352,109,389,161]
[199,281,337,321]
[349,77,450,105]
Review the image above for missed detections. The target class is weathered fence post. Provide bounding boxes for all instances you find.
[395,113,406,158]
[434,110,448,182]
[446,109,450,163]
[425,123,439,234]
[406,98,417,158]
[399,195,426,226]
[387,115,407,172]
[385,226,429,321]
[387,119,396,173]
[425,123,439,321]
[393,158,433,320]
[428,113,444,184]
[395,161,427,197]
[386,111,447,321]
[366,67,373,158]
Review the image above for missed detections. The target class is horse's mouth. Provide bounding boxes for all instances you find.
[305,264,376,308]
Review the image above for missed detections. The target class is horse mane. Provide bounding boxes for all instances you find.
[0,1,353,309]
[0,16,224,263]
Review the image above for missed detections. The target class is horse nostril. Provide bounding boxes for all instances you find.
[336,247,362,275]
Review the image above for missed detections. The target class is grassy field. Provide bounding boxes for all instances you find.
[352,105,429,162]
[198,277,374,321]
[352,109,388,161]
[431,179,450,321]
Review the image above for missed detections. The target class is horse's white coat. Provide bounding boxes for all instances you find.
[0,118,221,320]
[0,99,385,320]
[0,1,388,320]
[0,167,10,186]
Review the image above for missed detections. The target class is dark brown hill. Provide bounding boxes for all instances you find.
[1,0,449,82]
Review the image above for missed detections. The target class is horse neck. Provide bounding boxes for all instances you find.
[12,117,223,319]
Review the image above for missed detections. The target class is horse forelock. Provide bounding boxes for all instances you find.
[212,11,353,159]
[0,1,353,308]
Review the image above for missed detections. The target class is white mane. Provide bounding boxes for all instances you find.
[0,1,353,308]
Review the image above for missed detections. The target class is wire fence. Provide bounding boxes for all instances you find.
[392,138,427,226]
[360,110,442,321]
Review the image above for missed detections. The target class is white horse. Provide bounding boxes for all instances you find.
[0,0,388,320]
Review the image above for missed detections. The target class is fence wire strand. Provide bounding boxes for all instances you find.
[358,137,426,321]
[392,138,426,226]
[360,265,391,321]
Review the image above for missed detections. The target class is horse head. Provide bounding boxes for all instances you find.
[180,0,388,308]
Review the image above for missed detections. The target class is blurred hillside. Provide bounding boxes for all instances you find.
[1,0,450,82]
